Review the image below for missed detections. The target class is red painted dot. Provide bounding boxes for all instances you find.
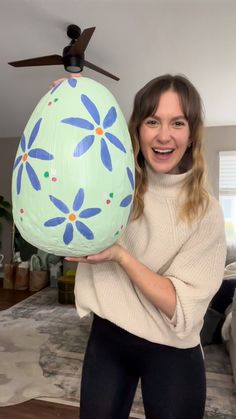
[106,199,111,205]
[20,208,24,214]
[48,102,52,106]
[52,177,57,182]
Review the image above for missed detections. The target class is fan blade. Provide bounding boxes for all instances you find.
[8,54,63,67]
[69,27,96,55]
[84,60,119,81]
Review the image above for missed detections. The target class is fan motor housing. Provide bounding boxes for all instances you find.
[63,53,84,73]
[67,24,81,40]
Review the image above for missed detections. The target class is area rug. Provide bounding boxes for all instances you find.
[0,287,235,418]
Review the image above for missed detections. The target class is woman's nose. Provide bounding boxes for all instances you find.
[156,125,171,142]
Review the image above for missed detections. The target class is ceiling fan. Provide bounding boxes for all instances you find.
[8,24,119,81]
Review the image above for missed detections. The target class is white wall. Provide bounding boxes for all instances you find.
[203,125,236,198]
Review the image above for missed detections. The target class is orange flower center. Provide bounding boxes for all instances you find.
[22,153,28,162]
[68,213,76,222]
[95,127,104,136]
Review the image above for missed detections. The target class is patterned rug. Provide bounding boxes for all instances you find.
[0,287,235,418]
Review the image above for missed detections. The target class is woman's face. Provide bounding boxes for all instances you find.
[139,90,191,174]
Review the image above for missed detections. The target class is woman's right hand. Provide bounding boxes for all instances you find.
[49,73,81,89]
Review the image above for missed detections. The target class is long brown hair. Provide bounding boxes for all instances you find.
[129,74,209,223]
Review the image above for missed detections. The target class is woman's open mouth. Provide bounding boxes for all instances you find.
[152,148,175,159]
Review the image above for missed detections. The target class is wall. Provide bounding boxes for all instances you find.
[0,137,19,262]
[203,125,236,198]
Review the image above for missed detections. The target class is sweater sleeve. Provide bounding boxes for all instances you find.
[161,199,227,339]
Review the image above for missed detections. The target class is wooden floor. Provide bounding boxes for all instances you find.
[0,399,78,419]
[0,279,138,419]
[0,280,35,311]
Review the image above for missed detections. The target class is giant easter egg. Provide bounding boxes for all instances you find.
[12,76,135,256]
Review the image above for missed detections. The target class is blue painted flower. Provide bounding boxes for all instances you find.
[13,118,54,195]
[120,167,135,207]
[61,94,126,172]
[50,77,79,94]
[44,188,102,245]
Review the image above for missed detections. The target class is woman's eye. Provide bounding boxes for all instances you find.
[173,120,185,127]
[146,119,158,126]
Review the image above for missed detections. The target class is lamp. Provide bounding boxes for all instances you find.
[63,55,84,73]
[63,45,84,73]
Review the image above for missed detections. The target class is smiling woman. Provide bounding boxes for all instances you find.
[139,90,191,175]
[69,74,227,419]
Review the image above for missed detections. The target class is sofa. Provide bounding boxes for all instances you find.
[207,245,236,385]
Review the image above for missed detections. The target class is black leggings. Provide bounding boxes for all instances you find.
[80,315,206,419]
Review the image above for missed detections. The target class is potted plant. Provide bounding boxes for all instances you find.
[0,195,12,250]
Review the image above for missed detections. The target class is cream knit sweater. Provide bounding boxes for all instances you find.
[75,166,227,348]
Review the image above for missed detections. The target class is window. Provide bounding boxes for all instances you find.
[219,151,236,244]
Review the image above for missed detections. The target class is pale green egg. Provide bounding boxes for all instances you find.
[12,77,135,256]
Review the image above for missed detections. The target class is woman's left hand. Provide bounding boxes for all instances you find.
[65,244,125,265]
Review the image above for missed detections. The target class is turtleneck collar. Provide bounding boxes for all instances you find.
[145,163,192,197]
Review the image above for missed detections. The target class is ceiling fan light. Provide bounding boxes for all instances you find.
[63,55,84,73]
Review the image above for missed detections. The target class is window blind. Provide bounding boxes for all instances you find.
[219,151,236,194]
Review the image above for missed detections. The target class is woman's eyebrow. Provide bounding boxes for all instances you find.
[150,114,187,120]
[171,115,187,120]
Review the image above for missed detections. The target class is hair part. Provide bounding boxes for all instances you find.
[129,74,209,223]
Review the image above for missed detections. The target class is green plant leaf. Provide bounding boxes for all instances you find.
[0,195,12,220]
[2,201,11,209]
[0,208,12,220]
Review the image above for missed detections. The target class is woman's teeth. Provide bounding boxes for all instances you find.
[153,148,174,154]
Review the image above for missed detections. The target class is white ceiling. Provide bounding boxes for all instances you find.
[1,0,236,138]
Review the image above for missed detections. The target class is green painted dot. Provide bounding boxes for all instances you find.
[44,171,49,178]
[109,192,114,198]
[20,217,23,222]
[115,231,119,236]
[54,98,59,102]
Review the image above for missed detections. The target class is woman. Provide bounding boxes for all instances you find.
[67,74,226,419]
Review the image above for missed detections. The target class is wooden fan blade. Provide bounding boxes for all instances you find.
[84,59,120,81]
[8,54,63,67]
[69,27,96,55]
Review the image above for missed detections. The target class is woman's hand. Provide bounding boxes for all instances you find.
[65,244,126,265]
[49,73,81,89]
